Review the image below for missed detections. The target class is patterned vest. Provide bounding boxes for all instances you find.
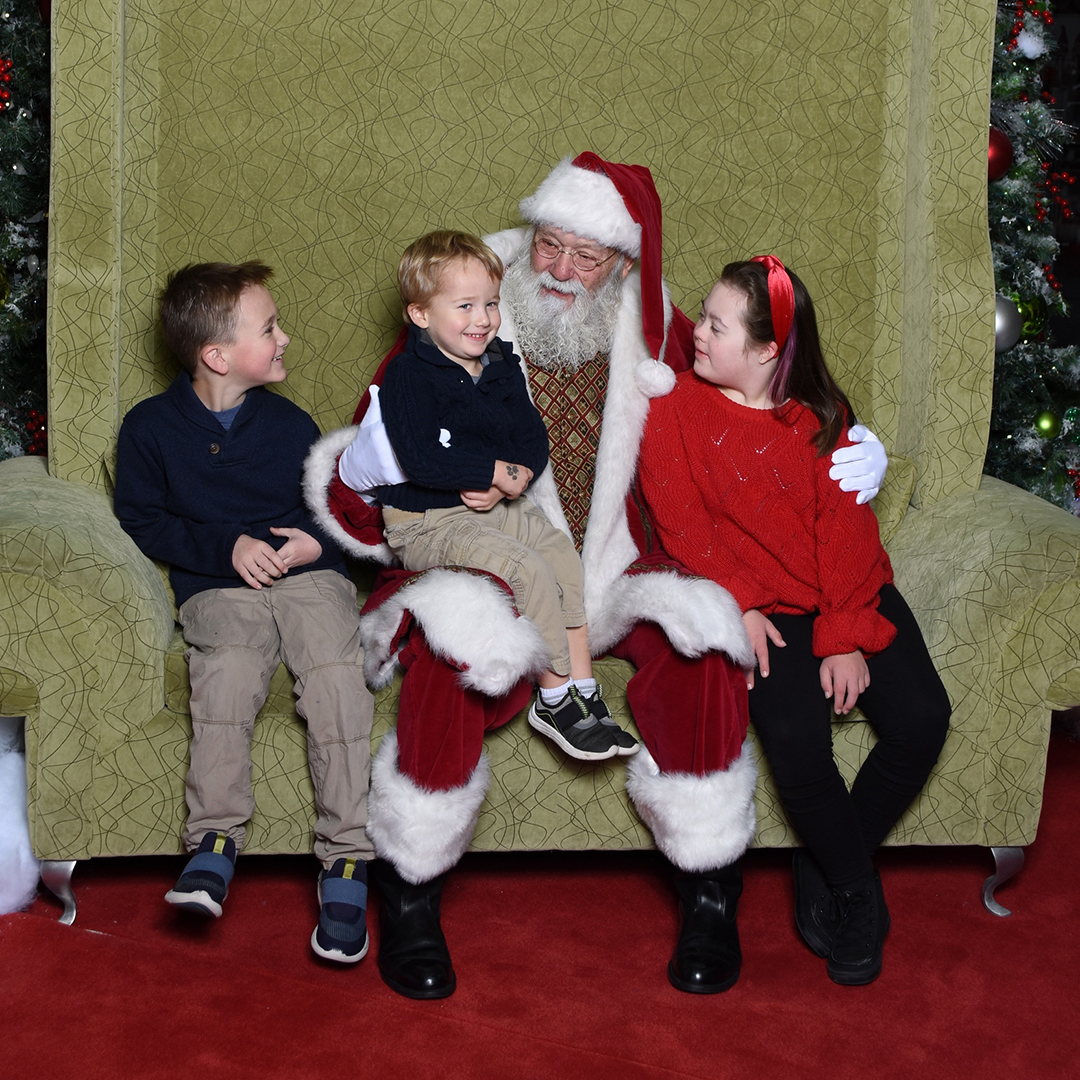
[525,354,609,552]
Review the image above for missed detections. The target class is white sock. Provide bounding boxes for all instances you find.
[539,680,572,706]
[573,678,597,699]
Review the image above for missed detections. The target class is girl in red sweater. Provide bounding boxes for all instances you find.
[638,257,950,986]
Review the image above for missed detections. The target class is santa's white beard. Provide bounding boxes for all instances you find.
[502,242,626,372]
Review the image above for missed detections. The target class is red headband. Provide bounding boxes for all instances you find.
[751,255,794,351]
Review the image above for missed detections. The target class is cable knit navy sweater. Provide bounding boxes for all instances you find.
[376,324,550,512]
[115,373,346,607]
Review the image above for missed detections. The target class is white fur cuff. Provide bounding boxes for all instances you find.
[588,571,755,668]
[366,731,491,884]
[303,426,396,564]
[360,568,550,695]
[626,743,757,872]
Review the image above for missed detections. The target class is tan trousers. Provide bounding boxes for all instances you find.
[382,498,585,675]
[177,570,374,868]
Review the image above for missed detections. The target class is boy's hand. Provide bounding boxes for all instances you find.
[742,608,785,689]
[492,460,533,501]
[820,651,870,715]
[460,486,504,511]
[270,527,322,569]
[232,534,288,589]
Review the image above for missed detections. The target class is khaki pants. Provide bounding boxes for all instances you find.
[178,570,374,868]
[382,498,585,675]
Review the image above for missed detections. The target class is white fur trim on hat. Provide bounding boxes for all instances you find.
[367,731,490,884]
[626,743,757,872]
[519,157,642,256]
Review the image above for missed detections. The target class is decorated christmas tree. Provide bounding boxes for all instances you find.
[985,1,1080,513]
[0,0,48,459]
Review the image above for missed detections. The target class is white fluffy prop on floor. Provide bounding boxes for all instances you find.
[0,717,40,914]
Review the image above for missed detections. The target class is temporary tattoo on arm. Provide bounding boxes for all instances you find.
[505,464,520,480]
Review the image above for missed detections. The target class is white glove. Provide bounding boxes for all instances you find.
[828,424,887,505]
[337,385,409,504]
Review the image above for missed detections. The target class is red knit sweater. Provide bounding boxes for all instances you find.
[638,371,896,658]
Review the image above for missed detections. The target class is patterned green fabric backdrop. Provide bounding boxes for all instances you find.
[49,0,994,506]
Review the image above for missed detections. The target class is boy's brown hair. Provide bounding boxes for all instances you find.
[397,231,503,321]
[160,261,274,375]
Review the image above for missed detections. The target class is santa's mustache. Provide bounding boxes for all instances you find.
[532,270,588,299]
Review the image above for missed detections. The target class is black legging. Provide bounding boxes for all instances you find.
[748,584,951,888]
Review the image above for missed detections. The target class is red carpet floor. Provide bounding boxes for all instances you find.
[4,732,1080,1079]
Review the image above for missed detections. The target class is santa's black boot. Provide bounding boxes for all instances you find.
[373,861,456,999]
[667,864,743,994]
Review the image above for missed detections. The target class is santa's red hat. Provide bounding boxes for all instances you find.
[519,152,666,363]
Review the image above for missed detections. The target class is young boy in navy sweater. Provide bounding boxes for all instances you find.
[114,261,374,964]
[340,230,636,761]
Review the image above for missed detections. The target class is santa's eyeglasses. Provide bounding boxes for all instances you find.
[532,234,619,273]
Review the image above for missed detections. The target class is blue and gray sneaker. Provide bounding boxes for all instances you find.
[311,857,369,964]
[165,831,236,918]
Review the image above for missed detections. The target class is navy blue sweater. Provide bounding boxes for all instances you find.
[114,374,346,608]
[377,325,550,512]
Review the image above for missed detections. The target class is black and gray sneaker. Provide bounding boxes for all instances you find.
[528,685,619,761]
[585,684,639,757]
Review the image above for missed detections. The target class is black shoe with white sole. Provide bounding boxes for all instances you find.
[585,684,639,757]
[528,685,619,761]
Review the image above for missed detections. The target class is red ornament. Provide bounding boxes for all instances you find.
[25,410,48,455]
[988,127,1013,182]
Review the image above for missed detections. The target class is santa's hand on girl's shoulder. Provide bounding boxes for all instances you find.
[829,425,887,505]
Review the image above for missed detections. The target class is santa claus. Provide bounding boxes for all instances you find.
[306,153,886,998]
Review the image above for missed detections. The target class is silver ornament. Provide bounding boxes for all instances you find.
[995,294,1023,353]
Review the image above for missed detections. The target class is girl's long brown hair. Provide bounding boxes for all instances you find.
[720,260,854,455]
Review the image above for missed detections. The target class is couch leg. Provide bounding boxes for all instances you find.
[982,846,1024,917]
[40,860,78,925]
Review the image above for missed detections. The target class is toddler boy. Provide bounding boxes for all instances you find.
[340,231,637,760]
[114,261,374,963]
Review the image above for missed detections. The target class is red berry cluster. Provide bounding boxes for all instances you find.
[1067,467,1080,502]
[1006,1,1053,52]
[0,56,12,110]
[1037,161,1074,227]
[25,409,46,455]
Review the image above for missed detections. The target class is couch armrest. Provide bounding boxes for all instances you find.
[0,456,175,857]
[886,474,1080,845]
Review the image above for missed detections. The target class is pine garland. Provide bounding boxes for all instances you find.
[0,0,48,459]
[985,1,1080,513]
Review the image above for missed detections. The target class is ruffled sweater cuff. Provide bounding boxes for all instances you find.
[812,605,896,659]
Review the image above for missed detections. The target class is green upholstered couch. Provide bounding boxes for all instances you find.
[4,0,1079,920]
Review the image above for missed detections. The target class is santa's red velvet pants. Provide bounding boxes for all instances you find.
[394,619,749,790]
